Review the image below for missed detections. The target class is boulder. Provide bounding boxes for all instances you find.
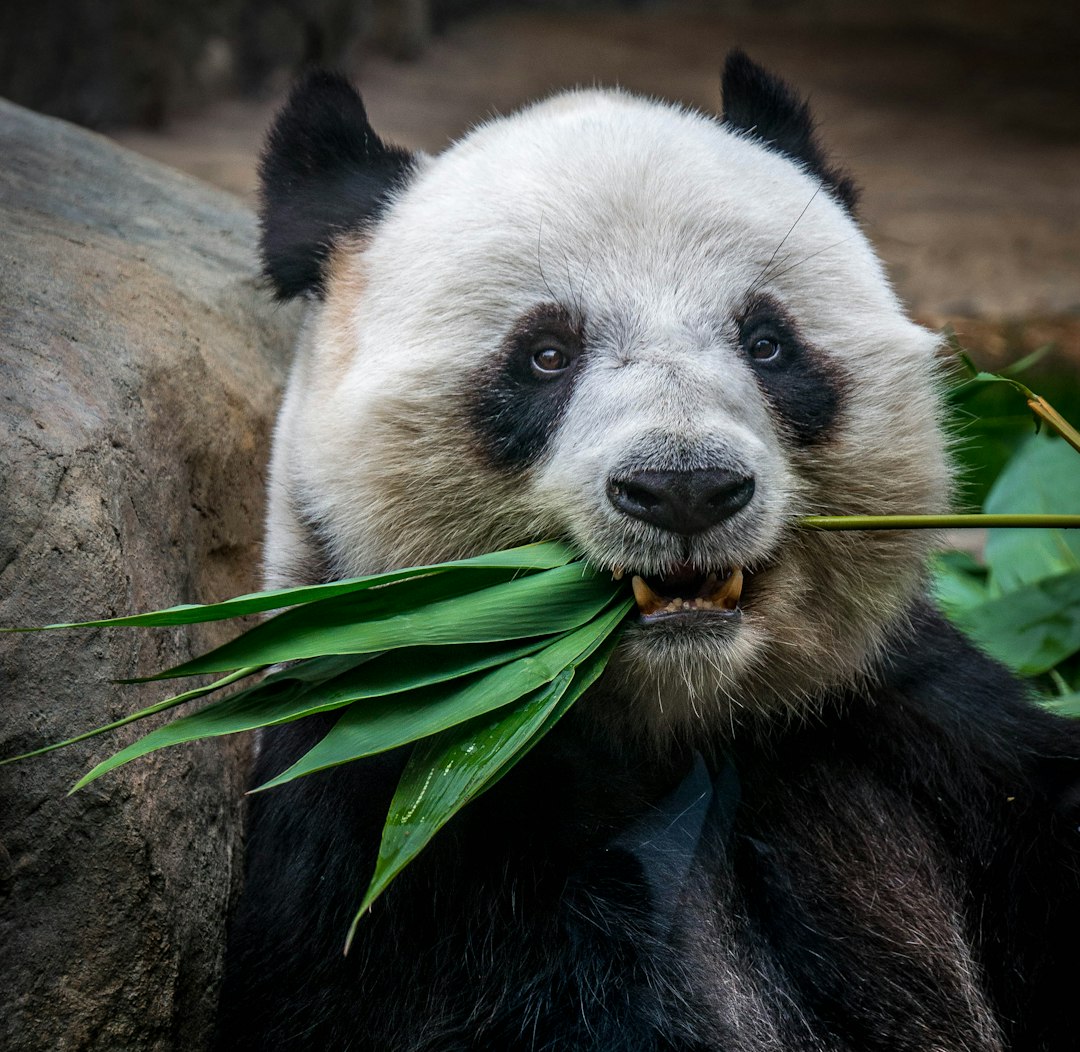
[0,99,301,1050]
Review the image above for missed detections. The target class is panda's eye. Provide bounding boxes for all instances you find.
[748,335,782,363]
[506,305,582,384]
[531,344,572,377]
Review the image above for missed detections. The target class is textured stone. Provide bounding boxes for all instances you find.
[0,100,300,1050]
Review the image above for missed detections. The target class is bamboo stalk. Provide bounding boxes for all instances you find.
[1028,395,1080,455]
[799,514,1080,531]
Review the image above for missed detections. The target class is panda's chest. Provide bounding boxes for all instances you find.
[361,744,1000,1052]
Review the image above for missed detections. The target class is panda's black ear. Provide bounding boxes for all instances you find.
[720,50,858,213]
[258,71,416,300]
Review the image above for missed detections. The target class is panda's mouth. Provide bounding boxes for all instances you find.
[621,564,746,624]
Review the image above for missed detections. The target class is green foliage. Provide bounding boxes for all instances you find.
[251,600,632,794]
[934,423,1080,703]
[945,345,1080,509]
[16,541,579,630]
[349,629,621,948]
[3,542,633,927]
[982,434,1080,592]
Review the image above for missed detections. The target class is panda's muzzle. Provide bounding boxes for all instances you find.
[604,466,756,621]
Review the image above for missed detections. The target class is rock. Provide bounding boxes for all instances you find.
[0,100,301,1050]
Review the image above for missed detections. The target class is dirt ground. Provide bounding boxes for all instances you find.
[114,8,1080,361]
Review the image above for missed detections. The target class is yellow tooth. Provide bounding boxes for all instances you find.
[631,575,664,614]
[710,567,744,609]
[612,565,625,581]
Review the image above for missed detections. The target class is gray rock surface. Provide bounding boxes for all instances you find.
[0,99,300,1050]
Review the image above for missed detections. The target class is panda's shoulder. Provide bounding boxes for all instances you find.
[877,602,1079,764]
[773,603,1080,837]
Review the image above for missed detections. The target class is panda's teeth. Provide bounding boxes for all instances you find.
[708,568,744,609]
[631,575,665,615]
[632,568,745,616]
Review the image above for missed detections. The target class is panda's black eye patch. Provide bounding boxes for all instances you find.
[471,304,585,471]
[737,295,844,445]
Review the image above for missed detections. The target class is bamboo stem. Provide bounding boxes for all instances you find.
[799,514,1080,531]
[1028,396,1080,455]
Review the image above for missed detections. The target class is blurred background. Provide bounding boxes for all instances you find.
[2,0,1078,362]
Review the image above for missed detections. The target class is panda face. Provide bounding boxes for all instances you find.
[262,63,950,735]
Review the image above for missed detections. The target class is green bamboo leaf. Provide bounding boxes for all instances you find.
[253,599,633,792]
[931,550,989,617]
[5,541,577,631]
[983,433,1080,594]
[158,562,622,678]
[946,365,1080,505]
[1040,691,1080,717]
[949,569,1080,676]
[996,345,1052,378]
[947,369,1041,506]
[129,566,525,681]
[947,369,1036,406]
[69,638,551,791]
[346,633,619,950]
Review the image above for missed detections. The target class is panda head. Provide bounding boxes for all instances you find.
[260,54,949,736]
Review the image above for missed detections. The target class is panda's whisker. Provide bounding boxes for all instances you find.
[748,185,822,295]
[764,233,860,285]
[577,249,597,316]
[535,211,558,302]
[563,252,579,316]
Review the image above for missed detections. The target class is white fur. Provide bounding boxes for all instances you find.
[265,89,950,738]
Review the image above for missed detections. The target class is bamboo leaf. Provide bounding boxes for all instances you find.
[69,638,555,791]
[5,541,577,631]
[253,599,633,792]
[948,569,1080,676]
[947,369,1037,406]
[947,368,1049,507]
[1040,690,1080,717]
[157,562,621,678]
[345,632,619,950]
[983,433,1080,594]
[931,550,989,616]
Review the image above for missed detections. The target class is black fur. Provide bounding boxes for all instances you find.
[216,605,1080,1050]
[721,50,859,213]
[739,294,845,445]
[470,303,586,471]
[258,71,415,299]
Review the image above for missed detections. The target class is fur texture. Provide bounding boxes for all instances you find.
[218,54,1080,1050]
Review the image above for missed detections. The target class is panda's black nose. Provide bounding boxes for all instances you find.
[606,469,755,535]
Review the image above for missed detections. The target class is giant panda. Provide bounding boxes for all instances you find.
[215,53,1080,1051]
